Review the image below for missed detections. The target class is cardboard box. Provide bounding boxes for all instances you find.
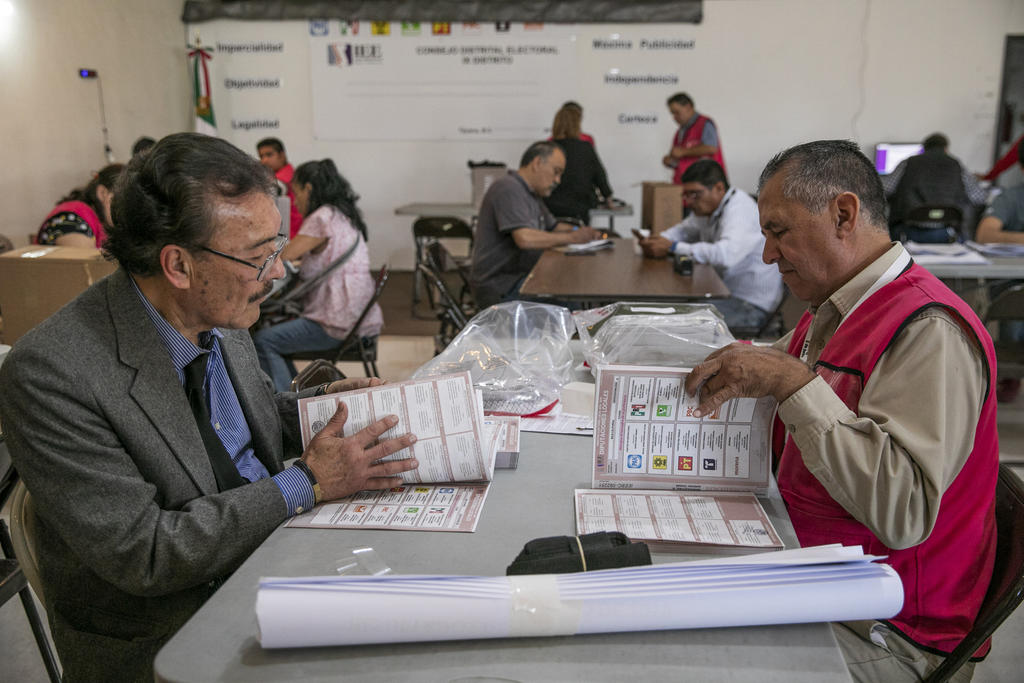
[0,246,117,344]
[641,181,683,234]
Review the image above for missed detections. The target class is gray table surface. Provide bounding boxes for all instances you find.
[395,202,477,219]
[920,256,1024,280]
[155,432,852,683]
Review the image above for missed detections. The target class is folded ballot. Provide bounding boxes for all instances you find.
[298,371,495,484]
[290,372,509,533]
[256,545,903,648]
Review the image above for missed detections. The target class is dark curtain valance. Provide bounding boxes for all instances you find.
[182,1,703,24]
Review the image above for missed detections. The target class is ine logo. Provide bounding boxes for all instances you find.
[308,20,329,37]
[328,43,383,66]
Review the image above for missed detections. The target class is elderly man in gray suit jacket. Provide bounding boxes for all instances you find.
[0,134,419,682]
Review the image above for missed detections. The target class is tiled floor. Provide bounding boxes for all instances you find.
[3,336,1024,681]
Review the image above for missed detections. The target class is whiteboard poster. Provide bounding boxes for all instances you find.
[309,22,580,141]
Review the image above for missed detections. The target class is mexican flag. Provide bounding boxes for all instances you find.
[189,45,216,136]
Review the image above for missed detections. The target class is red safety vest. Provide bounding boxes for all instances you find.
[672,114,727,183]
[776,263,998,656]
[37,200,106,247]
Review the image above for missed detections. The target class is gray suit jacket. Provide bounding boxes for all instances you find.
[0,269,310,682]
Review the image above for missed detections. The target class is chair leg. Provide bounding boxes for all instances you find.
[0,521,62,683]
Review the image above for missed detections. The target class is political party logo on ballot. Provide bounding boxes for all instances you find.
[678,456,694,471]
[371,21,390,35]
[630,403,647,417]
[703,458,717,471]
[439,487,455,494]
[524,23,544,31]
[404,507,421,514]
[462,22,482,34]
[308,20,329,37]
[338,21,359,35]
[432,22,451,35]
[626,454,644,470]
[401,22,421,36]
[652,456,668,470]
[495,22,511,32]
[415,486,430,493]
[656,404,671,417]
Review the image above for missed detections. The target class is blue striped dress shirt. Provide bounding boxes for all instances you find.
[131,278,314,515]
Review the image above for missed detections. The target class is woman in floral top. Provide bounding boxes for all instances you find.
[254,159,383,390]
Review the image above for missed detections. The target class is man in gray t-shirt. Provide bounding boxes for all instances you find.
[470,141,601,308]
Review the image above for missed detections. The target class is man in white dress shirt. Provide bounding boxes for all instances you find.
[639,160,783,331]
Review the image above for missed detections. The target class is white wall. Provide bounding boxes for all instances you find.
[2,0,1022,265]
[0,0,190,246]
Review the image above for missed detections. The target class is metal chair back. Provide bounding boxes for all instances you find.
[925,464,1024,682]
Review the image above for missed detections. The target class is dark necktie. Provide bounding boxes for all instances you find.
[183,351,247,491]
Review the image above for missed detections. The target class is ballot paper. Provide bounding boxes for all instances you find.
[292,372,498,533]
[255,545,904,648]
[592,365,776,491]
[561,237,615,254]
[574,488,783,553]
[966,240,1024,258]
[520,410,594,435]
[285,483,490,532]
[904,242,991,265]
[483,415,521,469]
[298,371,495,484]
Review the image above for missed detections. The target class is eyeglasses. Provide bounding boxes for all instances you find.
[682,189,706,201]
[198,233,288,282]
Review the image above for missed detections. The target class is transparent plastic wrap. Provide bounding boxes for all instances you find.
[412,301,575,415]
[574,302,735,372]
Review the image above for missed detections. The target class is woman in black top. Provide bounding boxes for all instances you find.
[544,105,613,224]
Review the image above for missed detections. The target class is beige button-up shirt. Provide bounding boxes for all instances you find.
[773,243,986,550]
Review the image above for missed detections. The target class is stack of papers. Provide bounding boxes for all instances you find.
[563,238,615,254]
[904,242,990,264]
[256,545,904,648]
[575,489,784,553]
[966,240,1024,258]
[290,372,504,532]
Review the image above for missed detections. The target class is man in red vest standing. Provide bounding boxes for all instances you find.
[685,140,999,683]
[257,137,304,238]
[662,92,726,183]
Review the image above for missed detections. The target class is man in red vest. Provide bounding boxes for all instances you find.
[685,140,999,683]
[257,137,304,238]
[662,92,726,183]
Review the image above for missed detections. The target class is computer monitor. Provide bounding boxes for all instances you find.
[874,143,923,175]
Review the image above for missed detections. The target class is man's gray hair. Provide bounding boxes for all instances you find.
[757,140,889,231]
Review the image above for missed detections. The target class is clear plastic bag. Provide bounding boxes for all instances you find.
[412,301,575,415]
[574,302,735,372]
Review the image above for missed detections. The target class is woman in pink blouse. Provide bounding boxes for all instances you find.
[254,159,383,390]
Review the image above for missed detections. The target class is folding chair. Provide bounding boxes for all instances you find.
[925,464,1024,682]
[411,216,473,317]
[985,283,1024,380]
[417,241,470,354]
[424,239,475,313]
[284,265,390,378]
[0,435,62,682]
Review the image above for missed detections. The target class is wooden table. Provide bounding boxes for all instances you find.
[519,239,730,304]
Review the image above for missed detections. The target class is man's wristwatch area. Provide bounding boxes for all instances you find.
[292,458,323,504]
